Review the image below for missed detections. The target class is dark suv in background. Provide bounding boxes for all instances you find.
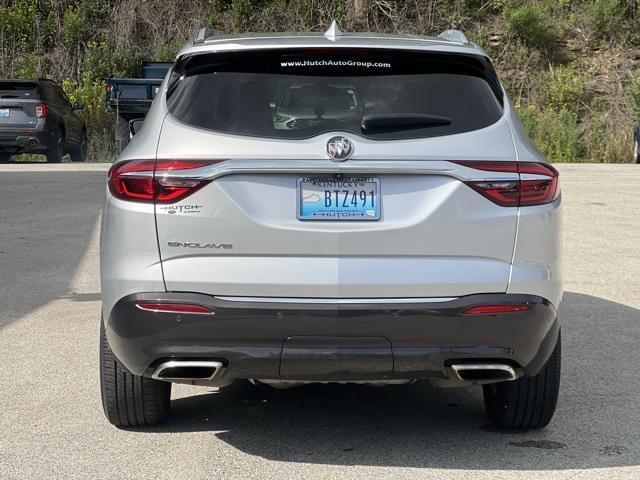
[0,79,87,162]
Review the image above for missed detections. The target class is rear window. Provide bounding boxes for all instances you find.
[166,49,504,140]
[0,83,39,99]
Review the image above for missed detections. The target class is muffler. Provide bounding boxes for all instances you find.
[151,360,223,381]
[450,363,518,382]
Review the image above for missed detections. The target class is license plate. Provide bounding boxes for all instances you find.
[0,109,9,118]
[297,176,380,221]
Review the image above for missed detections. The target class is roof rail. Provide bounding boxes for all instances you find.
[193,27,212,45]
[437,29,469,44]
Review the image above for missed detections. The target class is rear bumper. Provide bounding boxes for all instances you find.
[0,128,52,152]
[106,292,559,384]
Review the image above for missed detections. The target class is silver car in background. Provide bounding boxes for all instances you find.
[100,25,562,429]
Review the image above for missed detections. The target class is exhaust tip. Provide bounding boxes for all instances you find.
[152,360,223,381]
[450,363,517,382]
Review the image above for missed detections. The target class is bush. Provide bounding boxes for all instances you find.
[505,4,560,47]
[582,114,633,163]
[231,0,252,31]
[585,0,627,43]
[541,64,588,112]
[517,105,579,162]
[626,75,640,120]
[63,75,117,162]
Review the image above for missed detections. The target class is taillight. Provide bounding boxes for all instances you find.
[35,103,48,118]
[135,303,214,315]
[518,162,560,206]
[452,161,559,207]
[462,304,533,315]
[107,159,222,204]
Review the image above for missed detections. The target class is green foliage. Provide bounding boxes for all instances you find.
[517,105,579,162]
[82,40,140,80]
[582,114,632,163]
[63,0,108,46]
[626,74,640,120]
[541,64,588,112]
[153,43,181,62]
[0,0,55,50]
[585,0,627,42]
[231,0,253,31]
[63,76,117,162]
[13,54,40,78]
[504,4,560,47]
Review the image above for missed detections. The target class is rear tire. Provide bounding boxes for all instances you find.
[45,130,64,163]
[100,319,171,427]
[0,152,11,162]
[483,331,561,430]
[70,130,88,162]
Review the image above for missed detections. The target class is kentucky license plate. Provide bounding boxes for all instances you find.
[0,109,9,118]
[297,176,380,221]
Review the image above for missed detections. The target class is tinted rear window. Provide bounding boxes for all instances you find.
[167,49,503,140]
[0,83,39,99]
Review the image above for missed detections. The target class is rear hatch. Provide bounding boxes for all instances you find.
[154,48,519,299]
[0,82,41,130]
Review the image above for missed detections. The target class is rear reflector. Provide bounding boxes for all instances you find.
[462,304,533,315]
[108,159,223,204]
[452,161,559,207]
[135,303,214,315]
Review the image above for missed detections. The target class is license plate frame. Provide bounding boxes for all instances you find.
[296,176,381,221]
[0,109,9,118]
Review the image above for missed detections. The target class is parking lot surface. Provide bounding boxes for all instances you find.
[0,163,639,479]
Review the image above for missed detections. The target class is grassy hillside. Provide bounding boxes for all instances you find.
[1,0,639,162]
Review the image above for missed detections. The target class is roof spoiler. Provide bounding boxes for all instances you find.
[437,29,469,44]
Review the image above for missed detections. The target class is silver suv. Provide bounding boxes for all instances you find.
[100,25,562,429]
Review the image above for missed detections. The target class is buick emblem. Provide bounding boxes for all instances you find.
[326,136,354,162]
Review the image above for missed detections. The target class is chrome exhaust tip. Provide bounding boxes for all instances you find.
[151,360,224,381]
[450,363,518,382]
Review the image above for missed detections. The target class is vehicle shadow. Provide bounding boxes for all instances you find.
[0,171,104,330]
[141,292,640,471]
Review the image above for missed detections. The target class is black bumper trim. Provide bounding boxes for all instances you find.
[106,292,559,381]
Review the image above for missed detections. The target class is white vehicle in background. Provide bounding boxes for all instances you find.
[100,24,562,430]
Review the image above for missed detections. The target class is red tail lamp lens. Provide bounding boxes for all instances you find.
[35,102,48,118]
[462,304,533,315]
[518,162,560,206]
[451,161,559,207]
[465,180,519,207]
[107,159,222,203]
[135,303,214,315]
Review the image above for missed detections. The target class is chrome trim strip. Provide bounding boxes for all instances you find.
[120,160,522,183]
[151,360,224,381]
[214,296,458,304]
[153,159,520,182]
[450,363,518,382]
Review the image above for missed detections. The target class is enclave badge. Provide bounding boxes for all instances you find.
[168,242,233,249]
[326,136,354,162]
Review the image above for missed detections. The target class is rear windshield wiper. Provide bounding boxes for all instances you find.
[361,113,452,132]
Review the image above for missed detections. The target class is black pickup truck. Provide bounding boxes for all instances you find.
[106,61,172,149]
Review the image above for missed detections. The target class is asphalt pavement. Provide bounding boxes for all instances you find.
[0,163,639,479]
